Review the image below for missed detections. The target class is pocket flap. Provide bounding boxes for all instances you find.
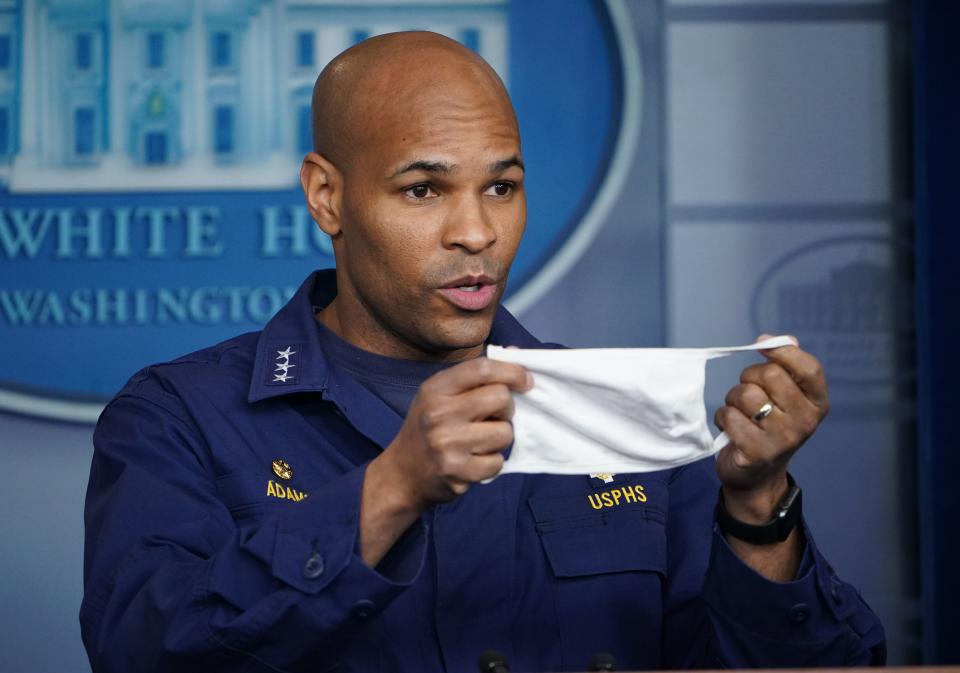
[529,491,667,578]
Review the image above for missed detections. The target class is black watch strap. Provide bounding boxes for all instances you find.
[715,473,802,545]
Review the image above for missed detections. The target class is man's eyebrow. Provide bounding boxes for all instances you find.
[388,160,456,179]
[490,156,525,174]
[388,156,525,180]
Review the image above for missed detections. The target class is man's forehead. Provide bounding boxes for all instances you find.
[371,82,517,131]
[311,31,517,170]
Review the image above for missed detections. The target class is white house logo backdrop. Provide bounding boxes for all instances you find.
[0,0,638,421]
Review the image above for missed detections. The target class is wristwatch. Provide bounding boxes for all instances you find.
[715,473,802,545]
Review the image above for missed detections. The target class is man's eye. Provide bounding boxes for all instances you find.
[487,182,513,197]
[404,184,435,199]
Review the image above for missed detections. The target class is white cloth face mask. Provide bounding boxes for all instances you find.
[485,336,796,478]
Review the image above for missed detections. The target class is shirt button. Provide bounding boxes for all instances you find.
[789,603,810,624]
[352,599,375,620]
[831,581,844,604]
[302,552,325,579]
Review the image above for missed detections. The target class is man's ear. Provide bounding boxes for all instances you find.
[300,152,343,237]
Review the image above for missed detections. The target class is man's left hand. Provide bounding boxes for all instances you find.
[714,334,829,524]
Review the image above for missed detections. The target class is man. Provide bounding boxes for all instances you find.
[81,32,884,672]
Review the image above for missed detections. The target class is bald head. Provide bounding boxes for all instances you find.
[311,31,517,171]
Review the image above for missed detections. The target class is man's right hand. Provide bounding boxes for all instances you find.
[359,357,532,566]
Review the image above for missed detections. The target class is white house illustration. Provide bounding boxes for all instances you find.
[778,259,910,334]
[0,0,508,192]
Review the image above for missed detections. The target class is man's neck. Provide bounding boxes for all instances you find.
[314,297,484,364]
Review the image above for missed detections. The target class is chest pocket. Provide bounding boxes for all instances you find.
[530,481,667,577]
[215,471,314,520]
[528,479,668,669]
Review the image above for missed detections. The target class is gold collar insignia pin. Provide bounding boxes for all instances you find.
[272,459,293,480]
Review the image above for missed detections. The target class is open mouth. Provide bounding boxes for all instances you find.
[437,276,498,311]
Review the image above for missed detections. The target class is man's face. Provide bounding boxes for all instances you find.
[333,83,526,359]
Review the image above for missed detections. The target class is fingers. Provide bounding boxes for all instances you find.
[425,419,514,457]
[458,383,515,421]
[738,363,810,418]
[714,405,786,478]
[427,357,532,396]
[713,406,765,467]
[720,383,800,458]
[389,358,526,507]
[739,356,826,440]
[415,382,515,437]
[712,338,830,495]
[445,451,506,495]
[431,426,510,493]
[724,383,781,427]
[755,336,828,409]
[460,453,507,483]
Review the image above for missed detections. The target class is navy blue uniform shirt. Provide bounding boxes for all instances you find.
[81,270,885,672]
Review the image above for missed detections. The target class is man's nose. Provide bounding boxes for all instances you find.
[441,194,497,253]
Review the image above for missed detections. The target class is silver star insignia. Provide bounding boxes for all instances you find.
[275,362,296,373]
[276,347,296,360]
[273,373,292,383]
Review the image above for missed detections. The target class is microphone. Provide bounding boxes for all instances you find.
[478,649,511,673]
[588,651,617,671]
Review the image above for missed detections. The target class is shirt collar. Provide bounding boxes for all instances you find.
[248,268,543,405]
